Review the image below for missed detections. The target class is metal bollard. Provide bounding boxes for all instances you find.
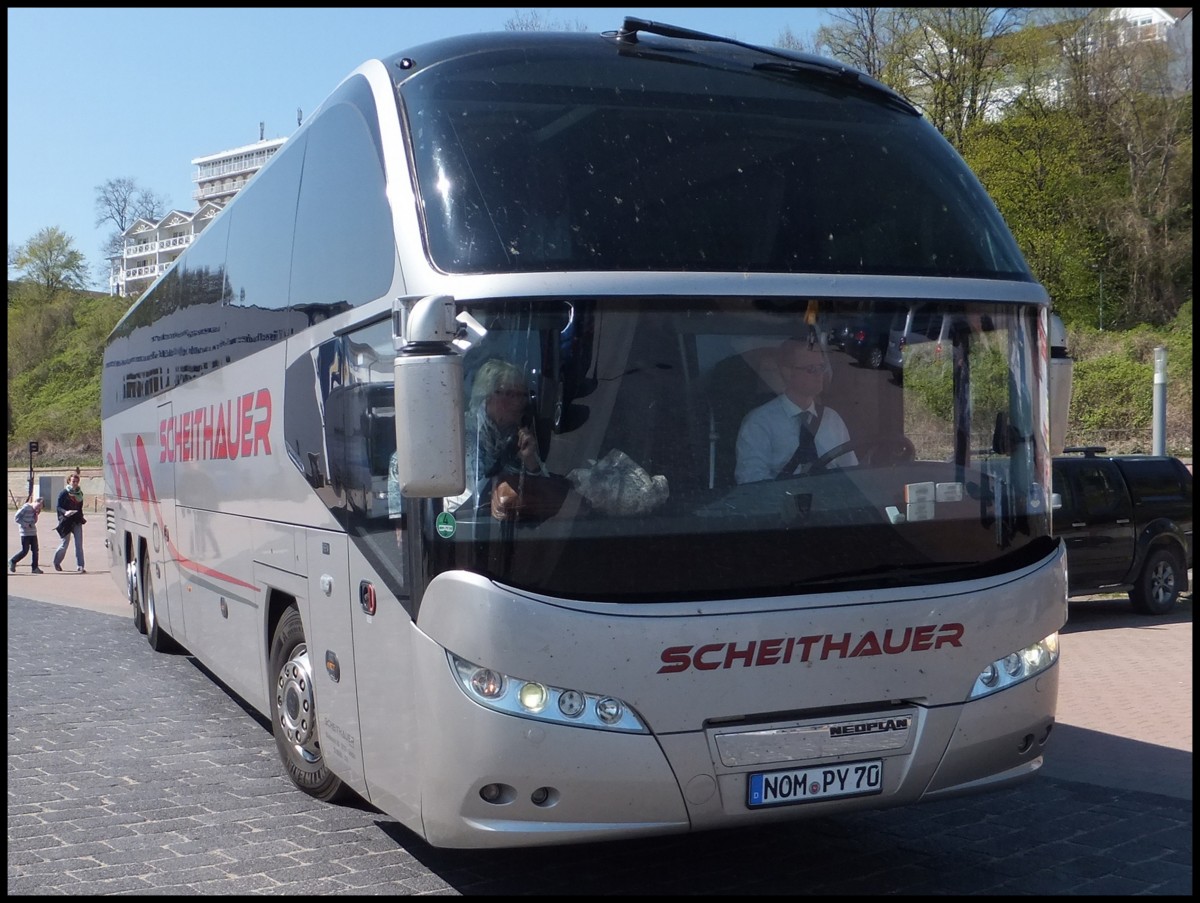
[1152,347,1166,456]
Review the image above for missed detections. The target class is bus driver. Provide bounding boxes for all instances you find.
[735,337,857,483]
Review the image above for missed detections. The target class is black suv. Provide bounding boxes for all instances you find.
[1052,447,1193,614]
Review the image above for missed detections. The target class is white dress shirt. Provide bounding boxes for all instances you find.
[734,395,858,484]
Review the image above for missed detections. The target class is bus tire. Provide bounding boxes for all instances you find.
[140,553,178,653]
[269,605,346,802]
[129,554,146,635]
[1130,547,1183,615]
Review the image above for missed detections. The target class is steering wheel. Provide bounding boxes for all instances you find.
[807,440,857,474]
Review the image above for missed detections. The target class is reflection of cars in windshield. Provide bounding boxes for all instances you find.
[885,306,950,379]
[840,318,892,369]
[824,314,854,351]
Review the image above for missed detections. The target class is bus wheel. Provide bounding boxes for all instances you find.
[1130,547,1182,615]
[129,554,146,634]
[140,554,178,653]
[269,606,346,801]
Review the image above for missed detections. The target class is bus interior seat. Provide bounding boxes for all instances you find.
[602,322,703,503]
[600,365,674,497]
[704,350,778,489]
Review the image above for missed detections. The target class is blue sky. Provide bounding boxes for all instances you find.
[7,7,829,289]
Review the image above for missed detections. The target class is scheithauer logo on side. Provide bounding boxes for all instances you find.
[829,717,910,737]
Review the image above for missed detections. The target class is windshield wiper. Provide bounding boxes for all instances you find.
[753,61,919,115]
[616,17,918,116]
[618,15,835,69]
[799,562,971,588]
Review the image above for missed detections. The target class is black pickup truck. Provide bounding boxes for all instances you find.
[1052,447,1193,614]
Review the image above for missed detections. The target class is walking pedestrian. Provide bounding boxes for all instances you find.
[10,496,45,574]
[52,473,87,573]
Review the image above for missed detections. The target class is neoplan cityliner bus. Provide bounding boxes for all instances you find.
[103,18,1070,849]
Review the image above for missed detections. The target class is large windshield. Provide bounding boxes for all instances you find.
[399,42,1031,278]
[327,296,1053,603]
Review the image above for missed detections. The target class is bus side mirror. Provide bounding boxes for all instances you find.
[393,295,466,498]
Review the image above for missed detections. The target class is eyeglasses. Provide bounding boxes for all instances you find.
[492,388,529,400]
[783,363,824,375]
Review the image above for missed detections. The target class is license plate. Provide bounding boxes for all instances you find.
[747,759,882,808]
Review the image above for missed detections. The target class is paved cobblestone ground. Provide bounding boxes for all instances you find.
[7,594,1191,895]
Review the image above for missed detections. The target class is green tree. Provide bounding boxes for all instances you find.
[961,105,1110,327]
[9,223,131,458]
[812,7,1191,330]
[811,8,1029,150]
[12,227,88,295]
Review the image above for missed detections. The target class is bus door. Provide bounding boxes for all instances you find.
[154,400,182,639]
[304,528,368,795]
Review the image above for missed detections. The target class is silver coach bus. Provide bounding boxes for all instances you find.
[103,18,1068,849]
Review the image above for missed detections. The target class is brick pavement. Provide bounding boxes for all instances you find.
[1041,594,1192,801]
[7,498,129,617]
[7,508,1192,893]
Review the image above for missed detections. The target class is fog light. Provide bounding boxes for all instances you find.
[480,783,502,803]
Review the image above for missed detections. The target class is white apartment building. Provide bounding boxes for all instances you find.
[109,136,285,297]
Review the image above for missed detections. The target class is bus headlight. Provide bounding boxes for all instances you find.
[968,632,1059,700]
[517,681,548,713]
[449,653,648,733]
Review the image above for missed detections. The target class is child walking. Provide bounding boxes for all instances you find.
[10,496,45,574]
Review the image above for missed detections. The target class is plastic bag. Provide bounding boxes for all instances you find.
[567,449,669,516]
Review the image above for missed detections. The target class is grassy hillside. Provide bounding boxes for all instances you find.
[6,283,1193,467]
[1064,304,1193,457]
[7,281,131,467]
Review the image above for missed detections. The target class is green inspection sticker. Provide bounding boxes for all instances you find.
[435,512,457,538]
